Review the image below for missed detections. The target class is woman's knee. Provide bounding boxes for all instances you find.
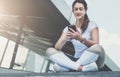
[87,44,105,69]
[46,47,59,57]
[87,44,105,55]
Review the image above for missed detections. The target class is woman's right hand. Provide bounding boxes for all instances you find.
[63,31,72,41]
[55,28,78,50]
[66,31,74,40]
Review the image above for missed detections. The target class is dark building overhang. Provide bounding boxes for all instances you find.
[0,0,69,43]
[0,0,71,56]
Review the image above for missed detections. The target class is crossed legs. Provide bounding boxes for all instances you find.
[46,44,105,72]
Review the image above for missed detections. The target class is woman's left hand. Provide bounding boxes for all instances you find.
[67,28,83,40]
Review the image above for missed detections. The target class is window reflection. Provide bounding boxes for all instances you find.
[1,40,15,68]
[0,15,53,73]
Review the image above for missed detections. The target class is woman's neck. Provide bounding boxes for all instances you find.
[75,18,84,28]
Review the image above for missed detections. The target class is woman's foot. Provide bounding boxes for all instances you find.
[78,65,83,71]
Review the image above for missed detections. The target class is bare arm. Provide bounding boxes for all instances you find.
[55,32,68,50]
[83,27,99,47]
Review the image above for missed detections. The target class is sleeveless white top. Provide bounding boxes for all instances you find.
[63,21,98,58]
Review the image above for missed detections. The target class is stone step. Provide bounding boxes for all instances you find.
[0,71,120,77]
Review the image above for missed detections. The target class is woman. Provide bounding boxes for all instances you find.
[46,0,105,72]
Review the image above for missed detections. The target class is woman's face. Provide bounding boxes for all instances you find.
[73,3,86,20]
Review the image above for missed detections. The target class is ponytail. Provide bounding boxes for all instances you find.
[81,13,90,34]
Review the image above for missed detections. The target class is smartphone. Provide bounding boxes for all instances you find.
[68,25,76,32]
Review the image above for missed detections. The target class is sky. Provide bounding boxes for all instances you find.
[87,0,120,35]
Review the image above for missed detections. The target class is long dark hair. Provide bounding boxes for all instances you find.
[72,0,90,34]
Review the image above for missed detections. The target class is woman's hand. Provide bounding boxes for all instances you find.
[67,28,83,41]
